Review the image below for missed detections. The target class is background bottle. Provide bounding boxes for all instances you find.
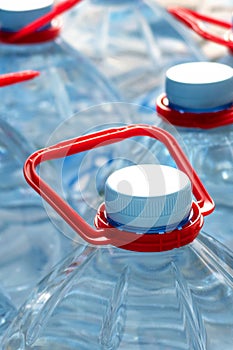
[0,2,121,307]
[62,0,205,109]
[0,1,120,149]
[0,286,16,341]
[168,5,233,66]
[156,61,233,249]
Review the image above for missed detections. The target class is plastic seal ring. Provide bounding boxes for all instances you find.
[95,201,203,252]
[24,124,215,252]
[156,94,233,129]
[0,17,62,44]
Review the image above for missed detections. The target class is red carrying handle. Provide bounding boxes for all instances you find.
[24,124,214,252]
[0,71,39,87]
[168,7,233,52]
[0,0,82,44]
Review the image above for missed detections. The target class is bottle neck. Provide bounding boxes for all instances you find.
[156,94,233,131]
[169,102,233,115]
[90,0,137,6]
[0,2,61,44]
[0,39,56,54]
[107,214,191,234]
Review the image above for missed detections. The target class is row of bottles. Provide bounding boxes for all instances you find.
[0,0,232,348]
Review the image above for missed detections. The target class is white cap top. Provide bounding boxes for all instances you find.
[105,164,192,233]
[166,62,233,111]
[0,0,53,32]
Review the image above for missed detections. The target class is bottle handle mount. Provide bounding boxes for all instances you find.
[156,94,233,129]
[0,0,82,44]
[168,7,233,53]
[24,124,215,252]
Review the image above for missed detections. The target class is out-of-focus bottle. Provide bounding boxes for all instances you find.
[156,61,233,249]
[62,0,205,109]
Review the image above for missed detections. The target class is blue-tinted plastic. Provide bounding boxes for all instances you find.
[0,41,120,149]
[0,286,16,340]
[153,61,233,250]
[0,119,74,307]
[62,0,205,109]
[3,114,233,349]
[3,230,233,349]
[220,54,233,67]
[0,30,121,306]
[153,120,233,250]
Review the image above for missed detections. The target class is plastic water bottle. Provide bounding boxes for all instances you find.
[0,1,120,149]
[62,0,205,109]
[0,110,77,308]
[0,2,122,305]
[0,286,16,340]
[156,61,233,249]
[0,73,69,307]
[4,124,233,350]
[168,6,233,65]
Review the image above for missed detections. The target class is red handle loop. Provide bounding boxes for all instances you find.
[168,7,233,52]
[0,71,39,87]
[24,124,214,252]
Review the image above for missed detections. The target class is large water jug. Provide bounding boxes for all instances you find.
[4,124,233,350]
[0,1,120,151]
[0,1,121,302]
[0,73,74,307]
[169,6,233,65]
[156,61,233,249]
[0,286,16,340]
[62,0,205,109]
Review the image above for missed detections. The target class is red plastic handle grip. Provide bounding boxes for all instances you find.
[0,71,39,87]
[0,20,62,44]
[168,7,233,51]
[24,124,214,251]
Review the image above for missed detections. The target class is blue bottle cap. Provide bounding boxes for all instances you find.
[105,164,192,233]
[0,0,53,32]
[166,62,233,112]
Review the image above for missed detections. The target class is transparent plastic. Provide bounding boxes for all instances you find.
[3,129,233,349]
[0,40,119,149]
[2,176,233,350]
[174,125,233,250]
[0,286,16,340]
[155,113,233,249]
[3,233,233,350]
[0,119,74,307]
[37,104,174,243]
[0,18,121,306]
[62,0,205,108]
[154,61,233,250]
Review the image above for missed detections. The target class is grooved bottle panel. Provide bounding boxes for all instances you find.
[3,234,233,349]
